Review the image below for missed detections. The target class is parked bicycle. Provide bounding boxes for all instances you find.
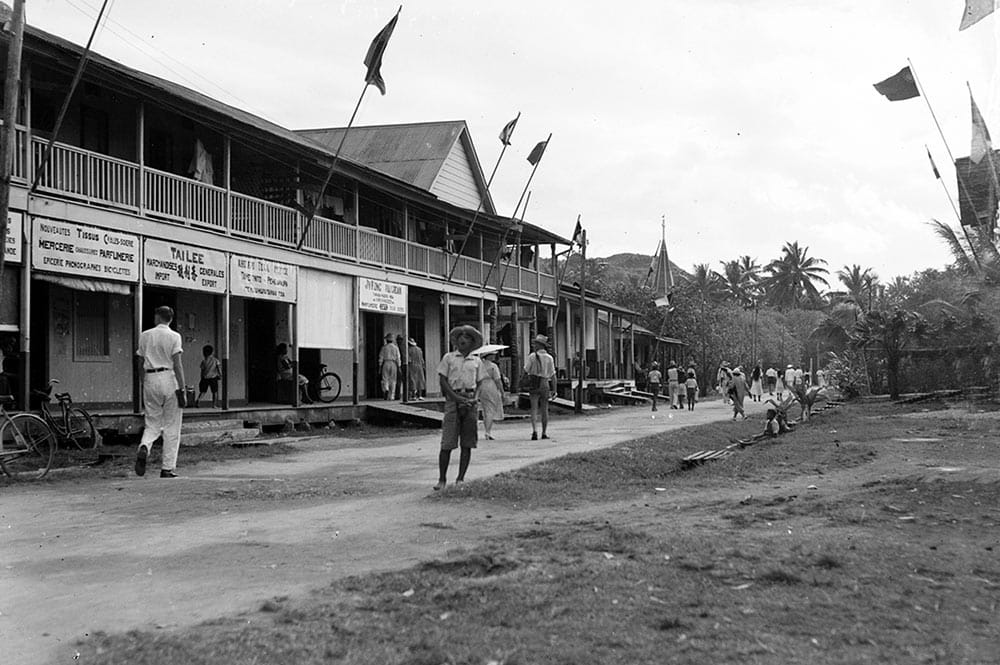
[312,364,342,403]
[33,380,98,450]
[0,395,55,480]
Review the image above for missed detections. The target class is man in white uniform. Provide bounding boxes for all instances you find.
[134,306,187,478]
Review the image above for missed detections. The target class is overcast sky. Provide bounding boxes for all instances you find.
[28,0,1000,284]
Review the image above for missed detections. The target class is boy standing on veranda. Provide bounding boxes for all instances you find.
[434,325,488,491]
[196,344,221,408]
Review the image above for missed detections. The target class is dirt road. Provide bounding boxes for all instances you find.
[2,398,758,665]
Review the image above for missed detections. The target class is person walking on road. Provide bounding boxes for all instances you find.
[666,360,680,409]
[749,363,763,402]
[524,334,557,440]
[435,325,488,490]
[379,334,400,400]
[765,366,778,395]
[407,338,426,400]
[717,361,733,404]
[134,306,186,478]
[729,368,749,420]
[478,351,505,439]
[646,362,662,411]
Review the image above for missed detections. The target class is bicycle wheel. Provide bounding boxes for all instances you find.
[67,407,98,450]
[0,413,56,480]
[316,372,341,403]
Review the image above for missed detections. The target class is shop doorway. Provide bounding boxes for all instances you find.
[362,311,384,399]
[245,299,276,403]
[142,287,178,330]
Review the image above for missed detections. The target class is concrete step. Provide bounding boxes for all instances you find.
[181,418,246,433]
[180,427,260,447]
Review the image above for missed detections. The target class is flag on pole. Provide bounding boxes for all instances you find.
[571,219,584,246]
[959,0,996,30]
[499,116,518,146]
[650,239,674,309]
[873,67,919,101]
[363,9,400,95]
[926,147,941,179]
[527,139,548,166]
[971,91,992,164]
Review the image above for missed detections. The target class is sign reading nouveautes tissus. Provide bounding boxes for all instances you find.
[32,218,139,282]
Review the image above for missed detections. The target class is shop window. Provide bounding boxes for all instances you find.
[74,292,110,360]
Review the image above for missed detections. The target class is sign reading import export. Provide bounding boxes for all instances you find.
[144,239,226,293]
[32,218,138,282]
[229,255,297,302]
[358,278,407,315]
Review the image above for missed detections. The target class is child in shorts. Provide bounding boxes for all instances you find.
[685,370,698,411]
[196,344,221,408]
[647,362,662,412]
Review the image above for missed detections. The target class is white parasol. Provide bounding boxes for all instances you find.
[471,343,508,356]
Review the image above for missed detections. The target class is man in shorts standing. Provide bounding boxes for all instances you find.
[434,325,487,490]
[134,306,186,478]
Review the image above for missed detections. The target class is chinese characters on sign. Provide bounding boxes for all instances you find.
[229,255,297,302]
[358,278,407,315]
[32,218,139,282]
[5,211,22,264]
[144,239,227,293]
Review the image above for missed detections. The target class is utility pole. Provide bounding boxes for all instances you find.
[0,0,25,300]
[575,229,586,413]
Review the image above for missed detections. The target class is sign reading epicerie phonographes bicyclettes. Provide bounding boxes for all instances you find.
[32,217,139,282]
[143,239,227,294]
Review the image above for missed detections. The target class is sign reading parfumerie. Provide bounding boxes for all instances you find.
[359,278,407,315]
[32,218,138,282]
[144,239,227,293]
[229,255,297,302]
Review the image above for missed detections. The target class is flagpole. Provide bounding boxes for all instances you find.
[481,133,551,289]
[498,191,530,291]
[295,85,369,250]
[447,111,520,282]
[927,145,964,225]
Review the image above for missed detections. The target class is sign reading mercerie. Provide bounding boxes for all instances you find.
[230,255,297,302]
[359,278,407,315]
[32,218,138,282]
[144,239,226,293]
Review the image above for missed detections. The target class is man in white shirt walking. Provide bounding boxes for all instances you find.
[134,306,187,478]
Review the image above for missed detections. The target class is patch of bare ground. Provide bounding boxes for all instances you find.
[77,402,1000,664]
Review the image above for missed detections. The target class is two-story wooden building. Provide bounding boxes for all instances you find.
[2,24,568,415]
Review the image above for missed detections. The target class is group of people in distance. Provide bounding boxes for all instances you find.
[378,334,428,401]
[644,360,699,412]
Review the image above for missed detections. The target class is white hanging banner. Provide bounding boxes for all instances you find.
[358,277,407,315]
[298,269,353,349]
[143,239,227,293]
[229,254,297,302]
[5,211,22,264]
[32,218,139,282]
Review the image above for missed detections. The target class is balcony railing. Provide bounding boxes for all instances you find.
[15,129,556,298]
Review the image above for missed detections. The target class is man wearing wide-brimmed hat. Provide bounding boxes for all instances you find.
[524,334,557,440]
[433,325,488,490]
[378,333,400,400]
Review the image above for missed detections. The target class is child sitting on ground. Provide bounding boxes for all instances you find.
[196,344,221,408]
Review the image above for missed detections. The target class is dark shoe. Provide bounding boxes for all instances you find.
[541,433,550,439]
[531,432,538,441]
[134,446,147,477]
[433,481,446,491]
[160,469,179,478]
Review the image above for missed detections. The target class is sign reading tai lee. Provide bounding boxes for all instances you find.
[359,278,407,315]
[144,239,226,293]
[229,255,297,302]
[32,218,139,281]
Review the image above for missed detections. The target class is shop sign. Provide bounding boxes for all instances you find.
[32,218,138,282]
[358,278,407,315]
[229,255,297,302]
[143,239,227,293]
[5,211,22,264]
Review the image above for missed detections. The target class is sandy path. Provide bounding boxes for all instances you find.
[1,399,761,665]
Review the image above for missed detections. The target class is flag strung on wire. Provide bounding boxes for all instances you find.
[363,8,400,95]
[959,0,996,30]
[571,219,584,246]
[527,139,548,166]
[971,91,993,164]
[926,147,941,179]
[873,66,919,101]
[499,116,518,146]
[650,238,675,309]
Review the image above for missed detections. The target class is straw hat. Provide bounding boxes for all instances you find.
[532,334,549,348]
[449,325,483,350]
[408,338,417,346]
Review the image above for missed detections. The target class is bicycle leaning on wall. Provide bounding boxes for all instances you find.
[0,395,55,480]
[33,379,98,451]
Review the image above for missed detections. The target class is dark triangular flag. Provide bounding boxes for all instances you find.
[364,9,400,95]
[571,219,583,245]
[527,139,548,166]
[926,147,941,179]
[874,67,919,101]
[499,116,518,146]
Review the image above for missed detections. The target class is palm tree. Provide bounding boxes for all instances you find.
[762,241,830,310]
[718,256,762,307]
[684,263,724,303]
[836,265,878,312]
[853,308,928,399]
[929,219,1000,283]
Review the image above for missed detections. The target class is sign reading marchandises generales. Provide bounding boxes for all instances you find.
[359,278,407,315]
[32,218,139,282]
[144,239,227,293]
[229,255,297,302]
